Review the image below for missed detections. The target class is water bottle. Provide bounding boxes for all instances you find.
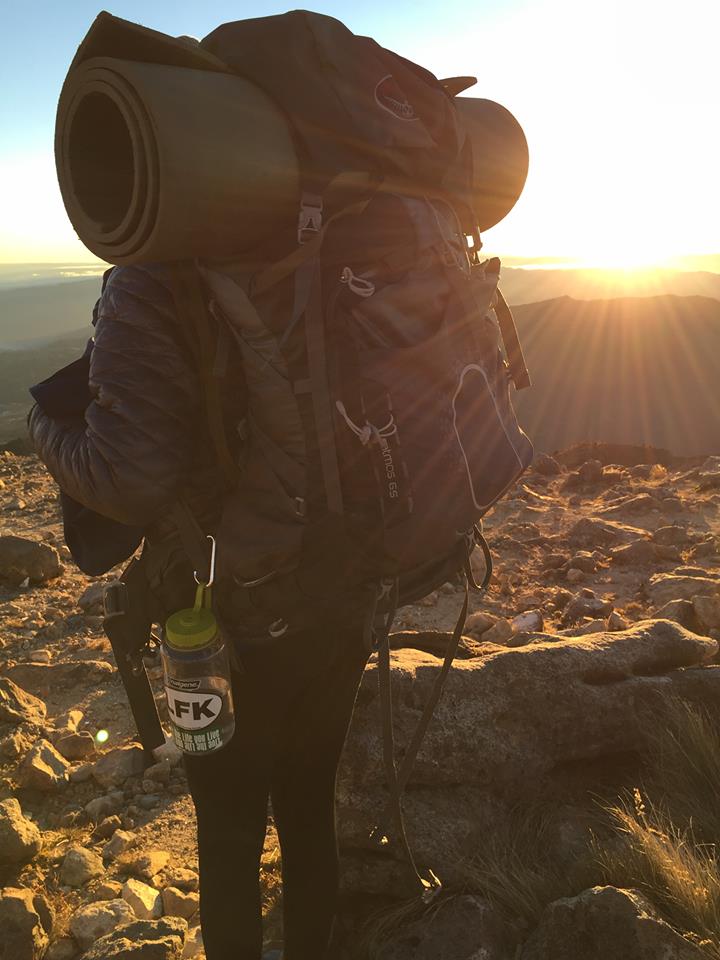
[161,579,235,755]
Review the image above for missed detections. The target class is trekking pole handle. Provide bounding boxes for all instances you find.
[193,534,216,587]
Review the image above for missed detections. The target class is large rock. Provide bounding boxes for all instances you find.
[93,746,146,789]
[374,894,511,960]
[82,917,187,960]
[0,535,61,585]
[0,798,42,864]
[0,678,46,726]
[568,517,649,547]
[122,879,163,920]
[60,846,105,887]
[519,886,703,959]
[647,574,720,608]
[0,886,49,960]
[19,740,70,791]
[70,900,135,951]
[338,621,717,893]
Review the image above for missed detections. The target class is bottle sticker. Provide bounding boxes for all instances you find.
[165,687,224,731]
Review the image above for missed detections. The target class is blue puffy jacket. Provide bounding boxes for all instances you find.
[29,263,244,552]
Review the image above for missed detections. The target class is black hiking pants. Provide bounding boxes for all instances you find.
[184,620,369,960]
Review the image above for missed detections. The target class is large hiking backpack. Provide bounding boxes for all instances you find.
[166,11,534,896]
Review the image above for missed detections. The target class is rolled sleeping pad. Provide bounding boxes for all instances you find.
[55,57,300,265]
[446,97,529,232]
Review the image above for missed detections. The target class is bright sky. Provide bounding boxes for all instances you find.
[1,0,718,265]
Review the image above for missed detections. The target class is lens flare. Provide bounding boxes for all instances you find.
[95,729,110,744]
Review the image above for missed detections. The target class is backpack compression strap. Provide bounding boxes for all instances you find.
[370,531,493,898]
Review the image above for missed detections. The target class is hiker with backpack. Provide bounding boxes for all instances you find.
[31,11,533,960]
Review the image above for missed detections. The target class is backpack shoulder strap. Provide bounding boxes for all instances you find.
[167,261,241,492]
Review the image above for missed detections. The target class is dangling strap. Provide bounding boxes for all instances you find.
[494,286,531,391]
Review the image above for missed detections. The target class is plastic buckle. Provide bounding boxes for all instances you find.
[102,581,128,620]
[297,193,323,244]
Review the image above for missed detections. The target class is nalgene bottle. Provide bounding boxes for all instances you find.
[162,584,235,755]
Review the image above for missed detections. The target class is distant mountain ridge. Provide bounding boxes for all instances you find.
[512,294,720,457]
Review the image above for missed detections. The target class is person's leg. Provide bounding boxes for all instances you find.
[270,625,369,960]
[184,663,275,960]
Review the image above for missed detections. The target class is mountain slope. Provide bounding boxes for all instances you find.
[512,294,720,456]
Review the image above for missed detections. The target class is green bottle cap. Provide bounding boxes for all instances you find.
[165,584,218,650]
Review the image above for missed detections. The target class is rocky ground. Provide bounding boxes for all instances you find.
[1,444,720,959]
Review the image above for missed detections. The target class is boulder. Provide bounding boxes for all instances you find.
[93,745,146,789]
[0,535,61,584]
[69,900,135,951]
[0,678,46,726]
[46,938,77,960]
[19,739,70,791]
[374,894,511,960]
[653,525,695,546]
[122,878,163,920]
[0,797,42,864]
[647,574,720,608]
[78,580,114,614]
[82,917,187,960]
[519,886,703,959]
[55,732,96,762]
[123,850,171,881]
[61,846,105,887]
[568,517,649,547]
[181,926,203,959]
[104,830,138,860]
[160,888,199,921]
[0,886,49,960]
[533,454,562,476]
[693,595,720,632]
[338,621,717,894]
[610,539,658,566]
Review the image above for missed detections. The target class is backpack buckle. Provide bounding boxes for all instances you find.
[298,193,323,244]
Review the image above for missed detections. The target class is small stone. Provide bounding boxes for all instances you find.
[481,618,513,645]
[164,868,199,893]
[533,454,562,476]
[125,849,171,880]
[653,525,695,546]
[144,760,172,784]
[93,815,123,840]
[161,887,199,920]
[578,459,603,483]
[542,553,570,570]
[28,649,52,663]
[46,938,77,960]
[93,880,124,900]
[151,739,184,767]
[56,731,96,761]
[19,739,70,791]
[122,878,163,920]
[511,610,544,633]
[61,845,105,887]
[78,580,116,614]
[105,829,138,860]
[566,568,585,583]
[0,797,42,864]
[70,899,136,951]
[464,611,497,637]
[69,763,93,784]
[610,539,658,566]
[138,794,160,810]
[0,886,49,960]
[568,552,597,573]
[573,618,607,636]
[563,594,614,626]
[93,744,145,788]
[0,677,47,726]
[607,611,630,631]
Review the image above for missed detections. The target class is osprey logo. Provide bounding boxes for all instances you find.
[374,75,417,121]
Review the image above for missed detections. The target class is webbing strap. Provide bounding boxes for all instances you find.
[252,171,383,296]
[372,579,443,900]
[304,259,345,514]
[494,287,532,391]
[170,501,212,584]
[372,573,470,852]
[168,262,240,490]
